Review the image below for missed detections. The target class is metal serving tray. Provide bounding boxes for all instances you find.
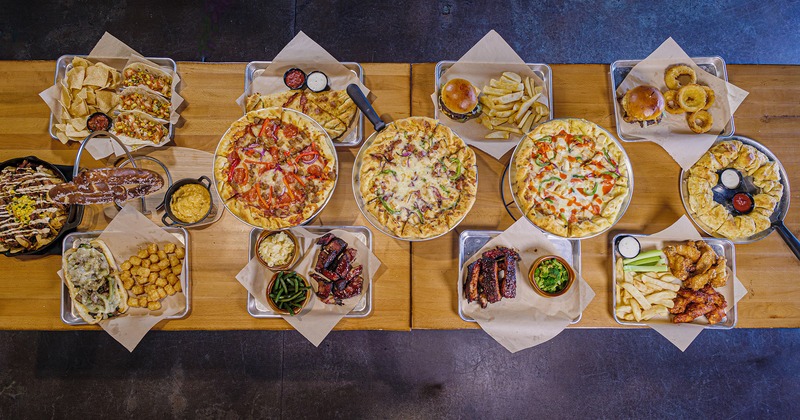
[610,233,737,329]
[243,61,365,147]
[609,56,734,142]
[247,225,373,318]
[434,60,555,122]
[60,227,190,325]
[49,55,177,142]
[457,230,582,324]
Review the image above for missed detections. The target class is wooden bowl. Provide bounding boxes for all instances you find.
[266,271,312,315]
[528,255,575,298]
[255,230,300,271]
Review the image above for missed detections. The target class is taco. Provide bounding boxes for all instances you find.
[122,62,173,99]
[63,239,129,324]
[118,86,171,121]
[112,110,169,144]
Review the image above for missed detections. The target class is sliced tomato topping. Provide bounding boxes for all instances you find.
[282,123,299,138]
[231,167,248,185]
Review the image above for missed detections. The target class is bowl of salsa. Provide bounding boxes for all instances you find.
[528,255,575,297]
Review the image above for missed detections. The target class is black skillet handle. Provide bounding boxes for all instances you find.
[774,221,800,261]
[347,84,385,132]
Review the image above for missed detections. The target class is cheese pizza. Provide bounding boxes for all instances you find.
[358,117,477,239]
[214,108,337,229]
[512,118,631,238]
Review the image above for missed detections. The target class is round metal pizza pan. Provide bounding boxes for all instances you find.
[211,107,339,230]
[508,117,635,240]
[351,116,478,242]
[679,136,794,246]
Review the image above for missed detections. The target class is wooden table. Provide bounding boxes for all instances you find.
[0,61,412,331]
[410,63,800,329]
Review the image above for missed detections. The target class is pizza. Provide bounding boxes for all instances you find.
[213,108,337,229]
[686,139,783,240]
[358,117,477,239]
[246,89,357,141]
[512,118,631,238]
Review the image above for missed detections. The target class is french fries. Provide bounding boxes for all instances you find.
[476,72,549,139]
[614,257,680,322]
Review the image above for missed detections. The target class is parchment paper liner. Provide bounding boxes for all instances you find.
[460,218,595,353]
[57,204,187,352]
[431,30,551,160]
[38,32,185,159]
[236,228,381,346]
[626,216,747,352]
[235,31,371,145]
[615,37,749,169]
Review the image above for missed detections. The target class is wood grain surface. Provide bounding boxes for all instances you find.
[410,63,800,329]
[0,61,412,331]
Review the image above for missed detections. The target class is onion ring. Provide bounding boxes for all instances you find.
[702,85,716,110]
[677,84,707,113]
[665,64,697,90]
[687,110,714,134]
[663,90,684,114]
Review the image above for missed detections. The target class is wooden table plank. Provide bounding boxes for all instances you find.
[0,61,412,331]
[410,63,800,329]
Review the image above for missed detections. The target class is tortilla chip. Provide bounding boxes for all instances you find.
[68,117,87,131]
[59,85,71,108]
[66,66,85,90]
[75,87,88,101]
[65,125,89,139]
[85,89,96,105]
[95,63,120,87]
[84,66,110,87]
[71,57,91,68]
[95,90,116,113]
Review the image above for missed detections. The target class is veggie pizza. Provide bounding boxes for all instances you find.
[358,117,477,239]
[214,108,337,229]
[512,118,630,237]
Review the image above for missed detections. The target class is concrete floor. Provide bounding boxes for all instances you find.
[1,0,800,418]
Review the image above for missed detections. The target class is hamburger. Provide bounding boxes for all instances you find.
[439,78,482,122]
[620,85,665,127]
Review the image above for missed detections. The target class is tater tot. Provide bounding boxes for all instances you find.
[128,297,140,307]
[131,284,144,295]
[138,296,148,307]
[120,261,132,271]
[147,301,162,311]
[172,264,182,276]
[173,281,182,292]
[139,268,151,278]
[120,271,132,281]
[148,290,160,301]
[148,272,159,283]
[129,256,142,266]
[149,254,159,263]
[159,268,170,279]
[164,243,176,254]
[157,287,167,299]
[175,247,185,259]
[158,259,170,270]
[122,278,134,290]
[137,249,149,259]
[165,284,176,296]
[135,275,148,285]
[142,260,151,269]
[147,243,158,254]
[157,250,167,260]
[167,274,178,285]
[155,278,167,287]
[145,284,156,293]
[169,255,179,267]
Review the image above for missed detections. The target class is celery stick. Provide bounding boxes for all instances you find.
[623,264,668,272]
[624,255,663,266]
[623,249,665,265]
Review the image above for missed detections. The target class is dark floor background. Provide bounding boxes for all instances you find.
[2,0,800,418]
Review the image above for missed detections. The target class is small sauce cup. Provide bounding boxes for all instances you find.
[255,230,300,271]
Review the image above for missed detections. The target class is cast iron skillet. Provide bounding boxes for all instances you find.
[0,156,84,257]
